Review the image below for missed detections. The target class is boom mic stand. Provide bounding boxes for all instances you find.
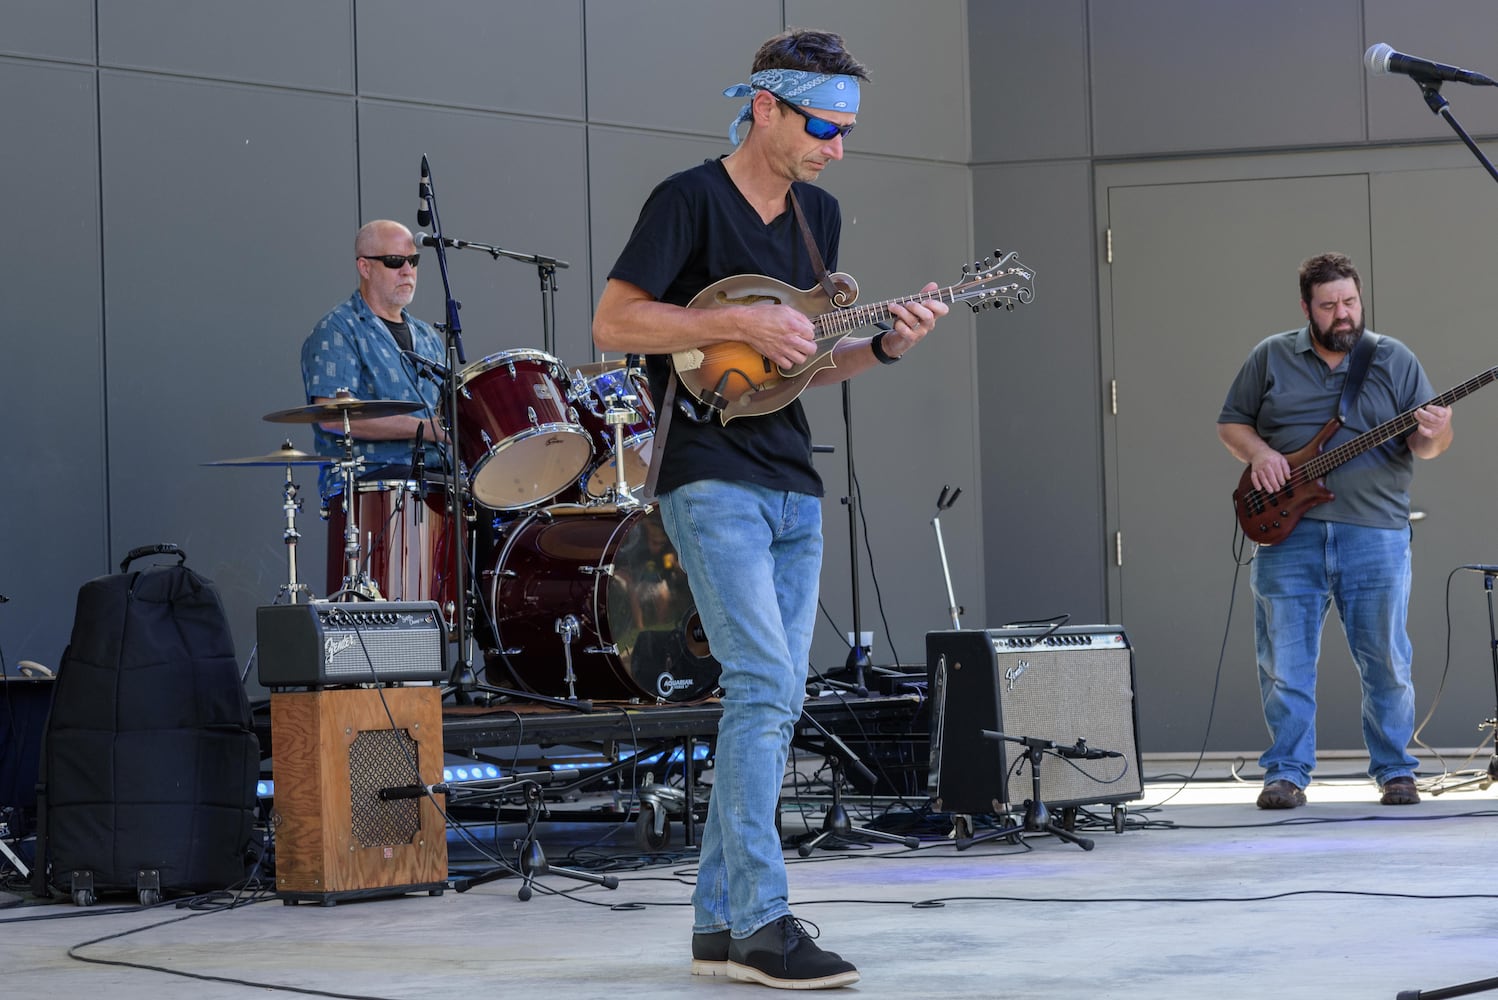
[440,770,618,901]
[794,706,918,855]
[416,155,590,713]
[954,731,1111,853]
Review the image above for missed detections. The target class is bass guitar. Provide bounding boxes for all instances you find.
[671,250,1035,423]
[1232,365,1498,544]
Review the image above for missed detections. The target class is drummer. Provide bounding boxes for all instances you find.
[300,219,449,495]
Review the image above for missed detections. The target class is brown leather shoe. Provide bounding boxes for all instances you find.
[1256,780,1307,809]
[1379,775,1420,805]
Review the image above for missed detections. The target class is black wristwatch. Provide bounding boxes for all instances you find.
[871,330,901,365]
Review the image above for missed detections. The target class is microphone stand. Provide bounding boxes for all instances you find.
[418,157,590,714]
[1385,85,1498,1000]
[1414,80,1498,186]
[953,732,1097,853]
[420,233,568,358]
[1432,567,1498,792]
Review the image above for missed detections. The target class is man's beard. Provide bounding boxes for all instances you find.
[1311,313,1364,354]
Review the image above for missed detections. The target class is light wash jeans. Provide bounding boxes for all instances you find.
[1250,519,1419,787]
[658,479,822,938]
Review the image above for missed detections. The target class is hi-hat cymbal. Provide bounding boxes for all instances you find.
[262,397,423,424]
[204,443,332,467]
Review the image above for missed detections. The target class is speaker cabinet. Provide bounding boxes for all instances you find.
[270,687,447,902]
[927,626,1142,814]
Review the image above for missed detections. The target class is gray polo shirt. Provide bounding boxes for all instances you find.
[1218,327,1435,530]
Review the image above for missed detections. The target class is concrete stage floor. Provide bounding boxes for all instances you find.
[4,769,1498,1000]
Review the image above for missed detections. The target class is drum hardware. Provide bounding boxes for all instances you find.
[203,439,333,604]
[263,389,410,602]
[568,362,656,503]
[554,614,583,701]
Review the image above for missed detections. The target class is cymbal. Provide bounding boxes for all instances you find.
[572,358,630,377]
[262,397,423,424]
[203,443,332,467]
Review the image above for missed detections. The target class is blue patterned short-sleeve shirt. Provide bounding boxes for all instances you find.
[301,289,446,495]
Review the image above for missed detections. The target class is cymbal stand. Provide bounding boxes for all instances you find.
[327,408,380,601]
[954,732,1094,853]
[275,459,312,604]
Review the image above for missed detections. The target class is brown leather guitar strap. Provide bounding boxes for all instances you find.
[641,367,676,503]
[790,188,841,303]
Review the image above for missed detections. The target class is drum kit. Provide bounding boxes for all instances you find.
[206,356,721,706]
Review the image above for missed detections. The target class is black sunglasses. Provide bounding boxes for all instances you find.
[768,91,856,141]
[360,253,421,269]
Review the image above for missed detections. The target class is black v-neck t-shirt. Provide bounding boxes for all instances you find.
[606,157,841,497]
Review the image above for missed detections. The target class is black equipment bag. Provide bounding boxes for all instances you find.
[35,544,259,904]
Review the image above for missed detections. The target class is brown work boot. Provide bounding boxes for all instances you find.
[1256,779,1306,809]
[1379,775,1420,805]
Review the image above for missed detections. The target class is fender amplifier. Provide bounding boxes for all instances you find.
[257,602,447,687]
[927,625,1142,814]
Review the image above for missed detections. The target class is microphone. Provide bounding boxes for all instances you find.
[1053,739,1123,761]
[1461,564,1498,574]
[402,349,450,382]
[378,781,450,801]
[1364,43,1496,87]
[411,423,426,516]
[416,155,432,228]
[412,231,455,249]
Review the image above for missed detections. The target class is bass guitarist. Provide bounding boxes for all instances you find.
[592,28,946,991]
[1217,251,1451,811]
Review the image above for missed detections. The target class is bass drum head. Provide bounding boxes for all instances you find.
[602,507,720,703]
[486,505,720,703]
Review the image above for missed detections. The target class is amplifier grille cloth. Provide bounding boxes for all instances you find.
[999,646,1137,806]
[348,728,420,847]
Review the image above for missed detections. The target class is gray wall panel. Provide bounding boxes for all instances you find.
[805,154,981,670]
[98,0,353,91]
[973,159,1105,628]
[98,72,358,666]
[358,104,594,367]
[1364,0,1498,142]
[586,1,782,136]
[970,0,1090,164]
[357,0,584,117]
[793,0,970,164]
[587,128,727,299]
[0,61,105,667]
[1090,0,1365,156]
[0,0,94,61]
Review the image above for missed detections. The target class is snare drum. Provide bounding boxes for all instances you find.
[455,349,594,510]
[324,479,456,609]
[483,504,720,703]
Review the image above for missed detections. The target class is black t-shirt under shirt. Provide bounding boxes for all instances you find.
[606,157,841,497]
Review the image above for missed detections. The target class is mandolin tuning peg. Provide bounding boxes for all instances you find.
[960,262,971,275]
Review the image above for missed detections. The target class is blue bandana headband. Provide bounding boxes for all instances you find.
[724,69,861,146]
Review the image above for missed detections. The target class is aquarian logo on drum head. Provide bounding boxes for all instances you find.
[656,671,697,698]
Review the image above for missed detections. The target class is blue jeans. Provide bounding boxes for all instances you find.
[658,480,822,938]
[1250,520,1419,787]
